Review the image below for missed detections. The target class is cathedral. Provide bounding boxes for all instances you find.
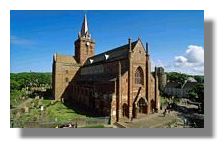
[52,14,160,123]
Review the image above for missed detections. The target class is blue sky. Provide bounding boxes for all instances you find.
[10,10,204,75]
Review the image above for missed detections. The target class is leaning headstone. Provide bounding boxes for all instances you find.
[40,105,44,111]
[51,100,55,105]
[16,112,21,118]
[24,106,29,113]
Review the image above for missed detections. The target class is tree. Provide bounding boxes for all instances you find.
[10,72,52,90]
[10,72,52,107]
[188,83,204,113]
[10,79,21,91]
[166,72,188,85]
[194,75,204,83]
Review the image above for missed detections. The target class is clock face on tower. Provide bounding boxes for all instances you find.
[86,42,90,46]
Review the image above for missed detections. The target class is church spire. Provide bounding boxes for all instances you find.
[78,14,91,39]
[81,14,88,35]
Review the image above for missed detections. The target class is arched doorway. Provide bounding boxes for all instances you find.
[133,97,148,118]
[137,98,147,114]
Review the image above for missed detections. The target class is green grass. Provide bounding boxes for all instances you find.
[10,90,26,108]
[160,96,168,107]
[46,101,86,122]
[11,99,87,127]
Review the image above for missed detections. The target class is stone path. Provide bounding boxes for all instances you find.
[122,113,179,128]
[117,112,184,128]
[115,100,204,128]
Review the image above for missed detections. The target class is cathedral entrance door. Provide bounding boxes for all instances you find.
[137,97,147,114]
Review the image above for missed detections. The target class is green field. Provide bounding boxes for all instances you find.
[10,99,89,128]
[10,72,109,128]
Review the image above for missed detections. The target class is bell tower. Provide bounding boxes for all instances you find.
[75,14,95,65]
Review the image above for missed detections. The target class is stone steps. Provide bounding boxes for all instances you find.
[113,122,127,128]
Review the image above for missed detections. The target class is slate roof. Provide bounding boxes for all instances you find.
[182,82,198,89]
[84,40,139,66]
[186,77,197,82]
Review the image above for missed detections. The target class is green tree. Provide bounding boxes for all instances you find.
[194,75,204,83]
[188,83,204,112]
[10,72,52,90]
[166,72,188,85]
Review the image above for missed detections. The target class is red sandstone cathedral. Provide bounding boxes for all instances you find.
[52,14,160,123]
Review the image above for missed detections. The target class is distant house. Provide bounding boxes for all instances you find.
[164,82,182,98]
[164,77,198,98]
[181,78,198,98]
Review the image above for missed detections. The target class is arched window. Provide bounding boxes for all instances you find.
[135,67,144,85]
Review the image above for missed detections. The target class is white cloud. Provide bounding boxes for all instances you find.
[174,56,187,64]
[174,45,204,75]
[185,45,204,63]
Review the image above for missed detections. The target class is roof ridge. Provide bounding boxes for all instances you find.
[88,39,138,59]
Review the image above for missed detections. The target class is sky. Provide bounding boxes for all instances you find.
[10,10,204,75]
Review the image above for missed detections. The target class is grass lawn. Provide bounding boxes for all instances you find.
[11,99,88,127]
[45,100,86,122]
[160,96,168,107]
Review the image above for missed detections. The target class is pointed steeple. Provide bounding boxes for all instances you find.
[81,14,88,35]
[78,14,91,39]
[75,13,95,64]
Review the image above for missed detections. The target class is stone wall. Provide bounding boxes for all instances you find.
[73,81,115,117]
[52,54,80,101]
